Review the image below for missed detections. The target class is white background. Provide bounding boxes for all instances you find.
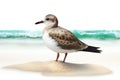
[0,0,120,30]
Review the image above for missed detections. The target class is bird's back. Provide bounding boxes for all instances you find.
[48,27,88,50]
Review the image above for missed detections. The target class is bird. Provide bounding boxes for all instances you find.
[35,14,101,63]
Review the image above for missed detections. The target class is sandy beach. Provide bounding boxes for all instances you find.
[0,40,120,80]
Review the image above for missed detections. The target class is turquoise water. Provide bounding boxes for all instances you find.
[0,30,120,40]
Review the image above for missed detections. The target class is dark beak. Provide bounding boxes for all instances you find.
[35,21,44,25]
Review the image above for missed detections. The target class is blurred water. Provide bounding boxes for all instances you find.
[0,30,120,41]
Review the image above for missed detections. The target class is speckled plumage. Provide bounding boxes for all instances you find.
[48,27,87,50]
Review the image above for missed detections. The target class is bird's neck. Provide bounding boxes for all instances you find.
[45,22,58,28]
[43,23,58,34]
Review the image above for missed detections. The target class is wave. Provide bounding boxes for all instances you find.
[0,30,42,39]
[73,30,120,40]
[0,30,120,40]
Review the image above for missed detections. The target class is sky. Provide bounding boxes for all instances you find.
[0,0,120,30]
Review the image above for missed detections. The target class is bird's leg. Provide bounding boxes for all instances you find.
[56,52,60,61]
[63,53,68,63]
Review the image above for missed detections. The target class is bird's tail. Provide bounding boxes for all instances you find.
[82,46,102,53]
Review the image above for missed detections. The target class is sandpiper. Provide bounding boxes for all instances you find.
[35,14,101,62]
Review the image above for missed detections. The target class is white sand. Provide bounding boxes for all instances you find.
[4,61,111,76]
[0,40,120,79]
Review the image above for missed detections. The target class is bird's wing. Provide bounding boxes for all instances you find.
[49,27,87,50]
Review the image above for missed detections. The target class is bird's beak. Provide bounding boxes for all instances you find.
[35,20,44,25]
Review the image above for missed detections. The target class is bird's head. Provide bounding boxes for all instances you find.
[35,14,58,27]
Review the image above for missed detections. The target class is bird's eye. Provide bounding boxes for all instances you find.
[46,18,49,21]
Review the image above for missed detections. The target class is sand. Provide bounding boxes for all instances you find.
[0,40,120,79]
[4,61,111,76]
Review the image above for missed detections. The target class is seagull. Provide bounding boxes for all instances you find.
[35,14,101,62]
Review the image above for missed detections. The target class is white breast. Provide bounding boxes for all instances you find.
[42,31,76,53]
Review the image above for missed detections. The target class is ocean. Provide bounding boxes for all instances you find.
[0,30,120,40]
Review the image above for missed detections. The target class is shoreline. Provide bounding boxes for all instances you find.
[0,40,120,79]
